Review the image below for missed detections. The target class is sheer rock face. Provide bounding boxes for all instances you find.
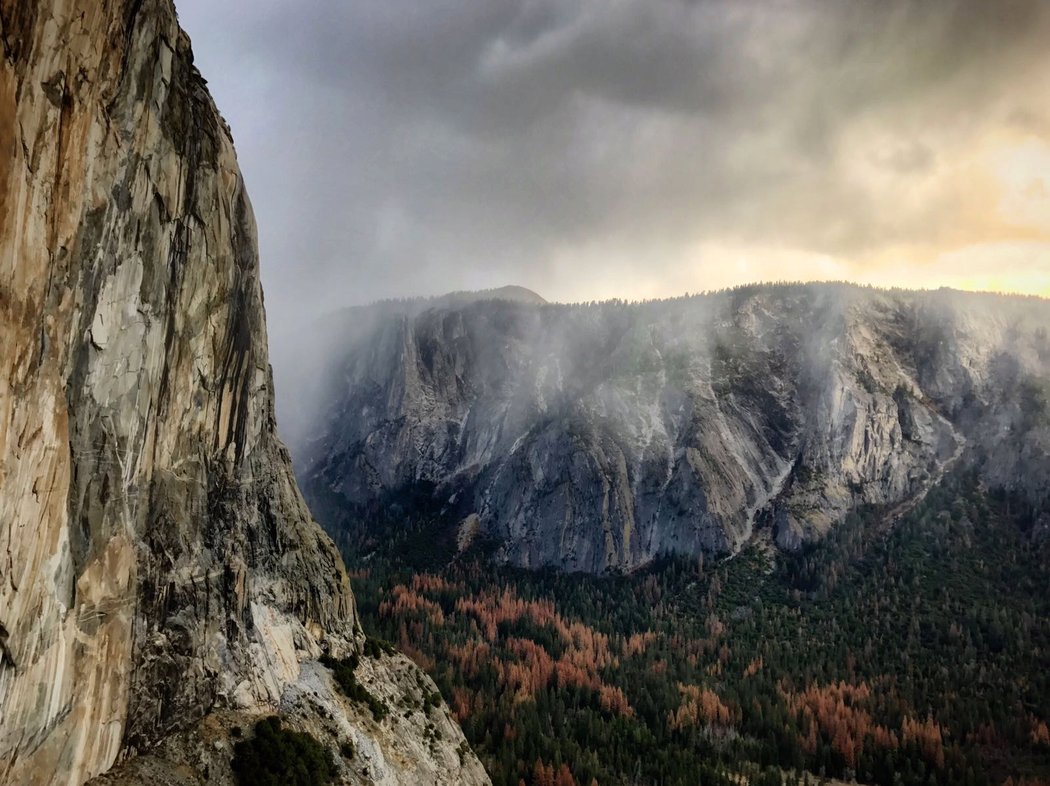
[0,2,487,785]
[296,286,1050,573]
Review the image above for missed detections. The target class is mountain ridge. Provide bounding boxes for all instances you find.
[292,282,1050,573]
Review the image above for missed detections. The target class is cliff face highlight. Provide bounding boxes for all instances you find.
[294,286,1050,574]
[0,2,487,784]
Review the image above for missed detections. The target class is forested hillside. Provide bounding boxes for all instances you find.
[336,472,1050,786]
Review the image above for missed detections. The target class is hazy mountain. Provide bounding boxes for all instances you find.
[293,284,1050,573]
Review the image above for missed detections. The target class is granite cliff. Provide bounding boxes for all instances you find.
[0,1,487,784]
[294,285,1050,573]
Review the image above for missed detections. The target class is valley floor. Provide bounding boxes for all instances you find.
[331,471,1050,786]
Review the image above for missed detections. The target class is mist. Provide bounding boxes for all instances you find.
[173,0,1050,411]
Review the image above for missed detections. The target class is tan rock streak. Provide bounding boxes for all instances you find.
[0,2,487,785]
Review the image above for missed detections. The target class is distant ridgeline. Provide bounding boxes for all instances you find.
[289,283,1050,573]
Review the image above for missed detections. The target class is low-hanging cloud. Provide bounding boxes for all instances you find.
[176,0,1050,364]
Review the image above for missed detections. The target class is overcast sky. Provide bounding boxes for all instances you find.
[176,0,1050,335]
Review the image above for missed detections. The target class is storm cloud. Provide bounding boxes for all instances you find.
[176,0,1050,363]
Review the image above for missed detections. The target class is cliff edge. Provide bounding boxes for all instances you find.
[0,1,487,783]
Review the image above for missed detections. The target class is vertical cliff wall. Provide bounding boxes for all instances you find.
[0,2,487,784]
[296,286,1050,573]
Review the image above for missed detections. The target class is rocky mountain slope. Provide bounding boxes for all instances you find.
[274,285,547,452]
[0,2,487,784]
[293,284,1050,573]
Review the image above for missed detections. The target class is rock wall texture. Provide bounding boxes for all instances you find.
[295,285,1050,573]
[0,2,487,784]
